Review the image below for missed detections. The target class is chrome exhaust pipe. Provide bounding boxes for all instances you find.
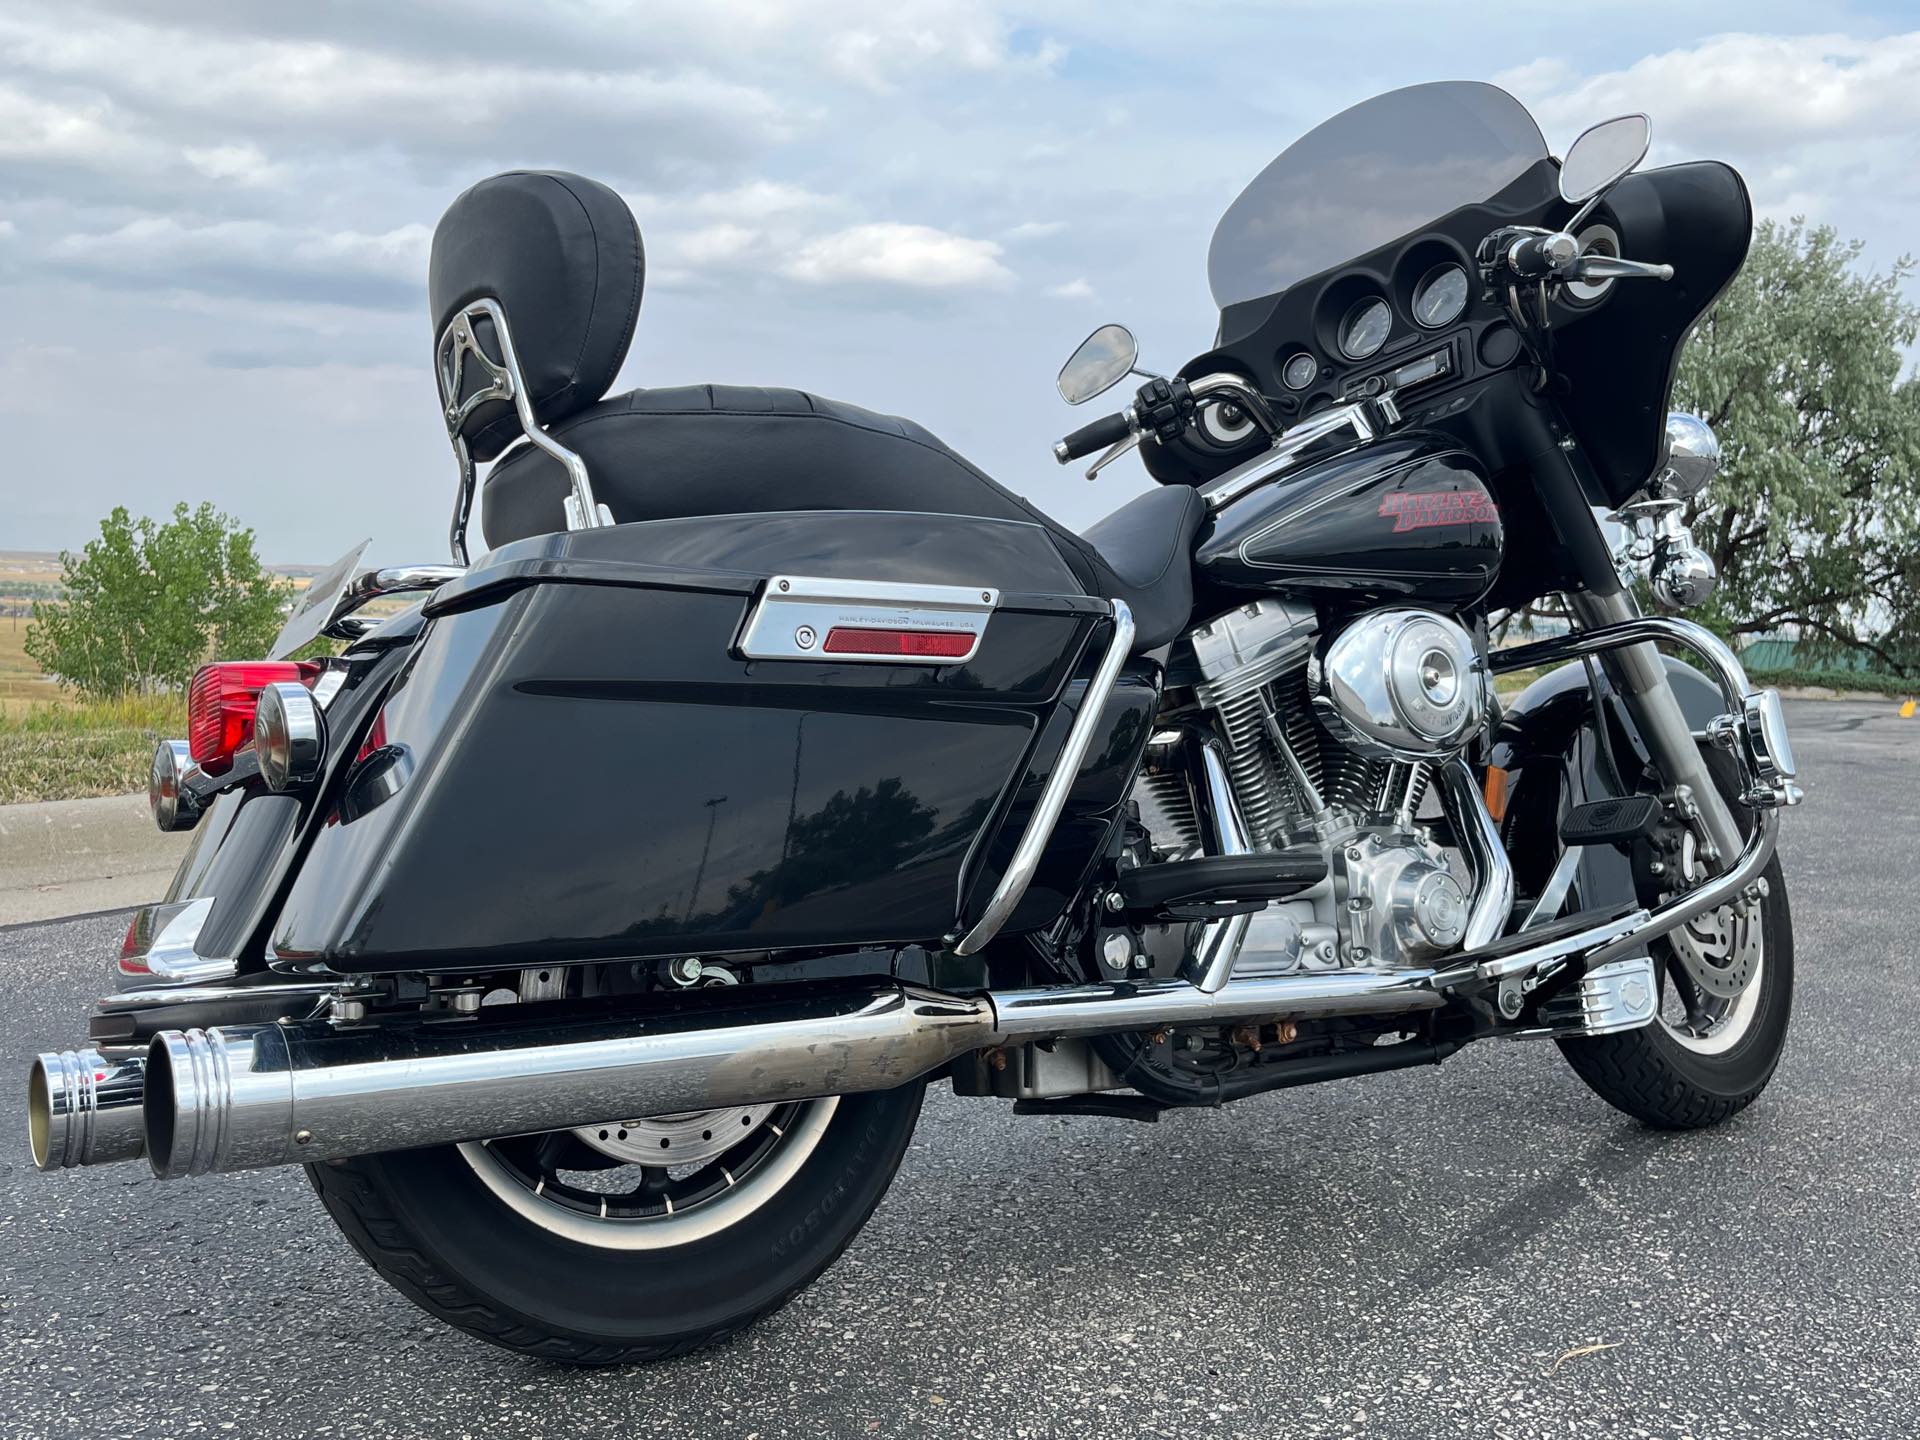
[143,966,1451,1180]
[28,1047,147,1170]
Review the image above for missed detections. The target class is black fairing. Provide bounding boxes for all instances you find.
[1152,160,1752,538]
[1194,431,1502,606]
[268,512,1148,974]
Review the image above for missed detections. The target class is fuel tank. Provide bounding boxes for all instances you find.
[1195,431,1502,605]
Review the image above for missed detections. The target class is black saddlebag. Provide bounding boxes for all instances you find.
[267,511,1155,973]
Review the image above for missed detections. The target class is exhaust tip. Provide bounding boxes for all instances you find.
[27,1049,147,1170]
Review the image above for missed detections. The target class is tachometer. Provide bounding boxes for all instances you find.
[1281,351,1319,390]
[1339,297,1391,360]
[1413,263,1468,328]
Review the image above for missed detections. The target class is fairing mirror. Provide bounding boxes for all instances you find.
[1057,324,1138,405]
[1558,114,1651,204]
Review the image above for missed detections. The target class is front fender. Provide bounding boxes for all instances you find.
[1490,654,1724,907]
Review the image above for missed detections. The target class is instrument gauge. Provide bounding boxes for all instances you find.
[1413,263,1469,328]
[1281,351,1319,390]
[1339,297,1391,360]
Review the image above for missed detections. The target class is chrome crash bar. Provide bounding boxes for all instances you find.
[952,599,1135,956]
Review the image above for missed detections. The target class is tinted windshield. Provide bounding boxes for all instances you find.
[1208,82,1547,310]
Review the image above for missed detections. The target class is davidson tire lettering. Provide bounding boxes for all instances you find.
[1378,490,1499,532]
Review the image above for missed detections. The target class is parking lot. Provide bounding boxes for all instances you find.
[2,699,1915,1438]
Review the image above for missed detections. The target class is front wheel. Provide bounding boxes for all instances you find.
[1559,850,1793,1129]
[308,1083,925,1365]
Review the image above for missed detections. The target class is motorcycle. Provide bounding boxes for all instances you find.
[26,81,1799,1364]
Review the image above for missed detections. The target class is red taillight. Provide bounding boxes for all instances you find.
[187,661,320,773]
[821,627,975,659]
[354,710,388,764]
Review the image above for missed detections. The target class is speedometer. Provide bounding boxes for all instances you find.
[1413,263,1468,328]
[1339,297,1391,360]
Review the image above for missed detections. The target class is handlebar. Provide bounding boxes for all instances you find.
[1053,409,1137,464]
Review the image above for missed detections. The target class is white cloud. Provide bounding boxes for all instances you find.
[784,222,1012,289]
[51,215,432,299]
[1045,277,1093,300]
[1499,31,1920,150]
[1003,220,1067,242]
[183,143,285,187]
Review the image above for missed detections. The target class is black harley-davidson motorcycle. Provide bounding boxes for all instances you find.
[28,82,1799,1363]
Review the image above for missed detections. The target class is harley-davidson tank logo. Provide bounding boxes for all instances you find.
[1378,490,1499,533]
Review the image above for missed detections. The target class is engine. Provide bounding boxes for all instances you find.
[1142,599,1491,976]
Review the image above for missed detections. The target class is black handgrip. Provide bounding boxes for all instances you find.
[1505,231,1577,280]
[1054,410,1133,464]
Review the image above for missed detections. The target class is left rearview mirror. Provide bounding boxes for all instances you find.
[1559,114,1651,205]
[1057,323,1138,405]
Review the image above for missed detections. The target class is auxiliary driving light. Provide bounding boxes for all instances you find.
[253,680,327,792]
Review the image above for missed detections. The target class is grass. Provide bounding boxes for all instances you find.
[0,693,186,805]
[1,616,188,804]
[1747,665,1916,698]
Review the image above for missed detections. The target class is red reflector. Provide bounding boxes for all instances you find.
[822,627,974,659]
[187,661,320,773]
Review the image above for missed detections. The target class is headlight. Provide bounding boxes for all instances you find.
[253,680,327,792]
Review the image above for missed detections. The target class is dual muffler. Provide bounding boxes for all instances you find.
[30,967,1446,1178]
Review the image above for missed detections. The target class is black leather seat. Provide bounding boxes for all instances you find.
[482,385,1203,650]
[431,171,1200,652]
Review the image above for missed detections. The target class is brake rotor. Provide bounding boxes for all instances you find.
[1660,831,1763,1001]
[573,1107,773,1168]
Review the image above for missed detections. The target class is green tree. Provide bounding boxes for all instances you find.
[26,503,288,698]
[1674,219,1920,674]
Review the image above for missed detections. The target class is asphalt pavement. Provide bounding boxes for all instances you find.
[0,700,1915,1439]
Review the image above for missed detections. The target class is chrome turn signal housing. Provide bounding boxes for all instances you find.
[149,739,203,833]
[253,680,326,792]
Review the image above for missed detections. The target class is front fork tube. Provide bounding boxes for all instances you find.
[1566,588,1743,868]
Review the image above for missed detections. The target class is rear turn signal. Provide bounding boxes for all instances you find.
[187,661,320,774]
[822,627,975,659]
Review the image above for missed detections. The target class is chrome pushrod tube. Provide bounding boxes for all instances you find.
[1178,738,1254,994]
[953,600,1136,956]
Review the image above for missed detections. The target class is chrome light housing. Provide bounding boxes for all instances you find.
[1311,608,1491,761]
[149,739,202,833]
[253,680,326,792]
[1744,688,1797,783]
[1653,412,1721,500]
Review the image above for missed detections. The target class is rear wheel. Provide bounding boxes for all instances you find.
[307,1083,924,1365]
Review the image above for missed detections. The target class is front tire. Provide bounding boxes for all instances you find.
[307,1083,924,1365]
[1559,850,1793,1129]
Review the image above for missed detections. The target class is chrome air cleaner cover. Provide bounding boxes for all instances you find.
[1311,608,1490,760]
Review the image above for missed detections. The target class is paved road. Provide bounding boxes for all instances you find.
[0,793,188,928]
[1,701,1914,1439]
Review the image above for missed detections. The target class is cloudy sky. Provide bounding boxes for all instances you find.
[4,1,1918,565]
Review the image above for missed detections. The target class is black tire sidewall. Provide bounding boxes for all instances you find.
[311,1082,924,1349]
[1637,851,1794,1098]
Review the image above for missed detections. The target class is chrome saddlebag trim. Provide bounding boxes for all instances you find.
[114,897,232,988]
[736,575,1000,664]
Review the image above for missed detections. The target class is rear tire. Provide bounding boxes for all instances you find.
[307,1082,925,1365]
